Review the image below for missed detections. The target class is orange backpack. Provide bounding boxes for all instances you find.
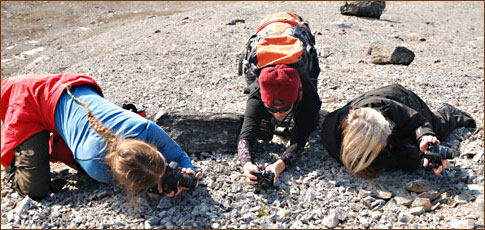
[238,12,318,86]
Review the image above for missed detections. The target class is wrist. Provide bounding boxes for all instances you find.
[275,159,286,173]
[244,161,255,168]
[280,146,304,168]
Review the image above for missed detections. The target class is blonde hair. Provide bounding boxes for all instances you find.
[66,86,166,199]
[341,107,391,178]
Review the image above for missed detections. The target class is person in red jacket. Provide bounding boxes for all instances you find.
[2,74,200,200]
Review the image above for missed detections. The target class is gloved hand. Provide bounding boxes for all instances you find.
[280,144,304,168]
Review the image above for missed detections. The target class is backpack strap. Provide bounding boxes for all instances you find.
[295,20,308,30]
[297,82,303,103]
[256,18,302,34]
[295,20,315,47]
[292,82,303,111]
[238,34,257,76]
[238,46,247,76]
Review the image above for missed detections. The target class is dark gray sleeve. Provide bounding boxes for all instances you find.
[238,98,265,142]
[290,80,322,149]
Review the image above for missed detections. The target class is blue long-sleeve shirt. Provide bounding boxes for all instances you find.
[55,85,194,183]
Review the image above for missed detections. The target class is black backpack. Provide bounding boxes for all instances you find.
[237,12,320,88]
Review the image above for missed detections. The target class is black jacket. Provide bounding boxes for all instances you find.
[321,84,442,171]
[239,70,322,156]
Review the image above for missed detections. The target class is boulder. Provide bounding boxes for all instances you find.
[340,1,386,19]
[368,43,415,65]
[155,111,244,153]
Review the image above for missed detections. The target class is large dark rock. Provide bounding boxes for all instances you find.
[155,111,244,154]
[340,1,386,19]
[368,43,415,65]
[155,109,328,154]
[390,46,416,65]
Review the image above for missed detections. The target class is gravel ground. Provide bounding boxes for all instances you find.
[1,1,484,229]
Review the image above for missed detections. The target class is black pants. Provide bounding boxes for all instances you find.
[10,130,52,200]
[432,102,477,140]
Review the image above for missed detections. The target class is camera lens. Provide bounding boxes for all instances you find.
[259,179,271,189]
[179,173,198,189]
[438,145,454,159]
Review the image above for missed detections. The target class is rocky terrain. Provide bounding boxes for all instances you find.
[1,1,484,229]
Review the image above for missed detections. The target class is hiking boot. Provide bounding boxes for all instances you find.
[437,103,476,128]
[49,178,67,194]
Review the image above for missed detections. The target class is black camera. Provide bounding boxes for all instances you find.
[148,161,198,195]
[273,116,294,137]
[423,143,455,168]
[273,125,293,137]
[255,116,294,141]
[251,170,275,189]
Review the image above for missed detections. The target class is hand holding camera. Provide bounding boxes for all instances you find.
[243,162,260,185]
[421,142,454,175]
[243,162,278,188]
[419,135,455,175]
[149,161,200,197]
[251,170,275,189]
[423,143,455,167]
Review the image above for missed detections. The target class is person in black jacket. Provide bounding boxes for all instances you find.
[238,64,322,184]
[321,84,476,178]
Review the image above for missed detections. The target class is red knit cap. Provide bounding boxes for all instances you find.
[259,64,300,108]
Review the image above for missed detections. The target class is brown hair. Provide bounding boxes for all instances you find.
[66,86,166,199]
[341,108,391,178]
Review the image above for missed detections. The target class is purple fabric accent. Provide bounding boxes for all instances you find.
[238,139,253,166]
[282,147,304,167]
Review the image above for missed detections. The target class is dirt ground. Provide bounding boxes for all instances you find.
[1,1,220,172]
[1,1,224,77]
[1,1,483,229]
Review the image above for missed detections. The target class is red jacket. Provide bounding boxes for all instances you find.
[1,74,103,168]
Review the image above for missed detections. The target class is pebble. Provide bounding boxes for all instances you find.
[411,198,432,211]
[350,202,364,212]
[157,198,172,210]
[374,190,393,200]
[334,208,348,221]
[450,219,476,229]
[398,213,413,223]
[417,190,441,201]
[15,196,32,216]
[363,196,376,209]
[405,179,433,193]
[409,206,425,215]
[322,212,339,228]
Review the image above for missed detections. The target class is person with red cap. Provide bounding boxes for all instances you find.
[238,64,322,185]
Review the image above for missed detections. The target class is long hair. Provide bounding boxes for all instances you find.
[340,107,391,178]
[66,86,166,199]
